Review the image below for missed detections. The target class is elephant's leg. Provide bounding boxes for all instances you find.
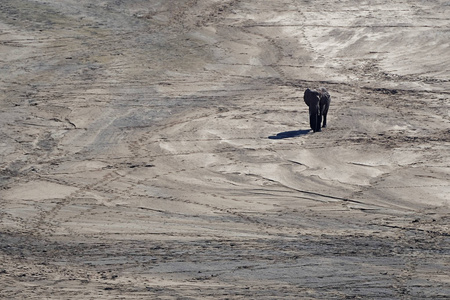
[319,94,330,128]
[316,114,322,132]
[309,113,316,131]
[310,113,321,132]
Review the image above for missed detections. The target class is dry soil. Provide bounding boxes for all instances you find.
[1,0,449,299]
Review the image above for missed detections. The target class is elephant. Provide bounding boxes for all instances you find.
[303,87,331,132]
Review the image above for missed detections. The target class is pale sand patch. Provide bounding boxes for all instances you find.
[3,181,78,201]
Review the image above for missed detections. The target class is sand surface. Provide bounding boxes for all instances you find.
[1,0,449,298]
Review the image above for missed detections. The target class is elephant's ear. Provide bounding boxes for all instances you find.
[304,88,318,106]
[304,89,312,106]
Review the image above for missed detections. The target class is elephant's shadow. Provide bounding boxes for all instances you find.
[268,129,311,140]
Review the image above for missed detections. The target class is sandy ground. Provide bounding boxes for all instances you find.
[1,0,449,298]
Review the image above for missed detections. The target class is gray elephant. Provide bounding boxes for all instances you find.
[303,87,331,132]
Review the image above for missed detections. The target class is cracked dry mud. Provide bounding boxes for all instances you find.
[1,0,449,299]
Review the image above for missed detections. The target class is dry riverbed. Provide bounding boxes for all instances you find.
[1,0,449,298]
